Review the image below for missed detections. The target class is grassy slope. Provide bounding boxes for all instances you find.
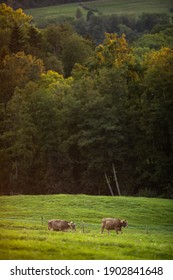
[0,194,173,260]
[25,0,173,26]
[86,0,172,14]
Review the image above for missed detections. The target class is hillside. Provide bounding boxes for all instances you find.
[24,0,173,26]
[0,0,95,9]
[0,195,173,259]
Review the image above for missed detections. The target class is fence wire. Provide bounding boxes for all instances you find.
[0,217,173,232]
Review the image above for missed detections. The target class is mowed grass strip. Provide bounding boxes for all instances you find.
[0,194,173,259]
[25,3,79,26]
[86,0,172,14]
[24,0,173,26]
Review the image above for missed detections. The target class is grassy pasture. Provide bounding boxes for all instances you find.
[24,0,173,26]
[0,194,173,260]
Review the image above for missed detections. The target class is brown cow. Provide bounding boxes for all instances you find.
[101,218,128,234]
[48,219,76,231]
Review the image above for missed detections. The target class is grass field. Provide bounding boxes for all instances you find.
[0,194,173,260]
[24,0,173,26]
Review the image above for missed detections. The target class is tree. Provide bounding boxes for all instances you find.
[44,23,74,56]
[0,52,44,105]
[86,10,94,21]
[0,70,74,194]
[61,33,93,77]
[136,13,170,32]
[0,85,38,194]
[27,25,42,50]
[9,22,24,53]
[0,3,32,29]
[44,55,64,75]
[138,47,173,196]
[75,7,83,19]
[67,34,138,194]
[133,32,173,50]
[0,3,32,54]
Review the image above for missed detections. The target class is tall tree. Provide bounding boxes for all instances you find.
[9,23,24,53]
[0,52,44,105]
[61,33,93,76]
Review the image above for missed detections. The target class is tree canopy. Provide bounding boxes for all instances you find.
[0,4,173,197]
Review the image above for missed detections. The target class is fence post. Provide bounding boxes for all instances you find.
[112,164,121,196]
[81,221,85,233]
[105,173,114,196]
[146,225,149,234]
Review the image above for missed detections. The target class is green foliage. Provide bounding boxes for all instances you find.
[0,3,32,29]
[44,55,64,75]
[0,194,172,259]
[0,51,44,104]
[61,33,93,76]
[44,23,74,56]
[75,7,83,19]
[0,70,73,194]
[9,23,25,53]
[133,32,173,49]
[43,23,93,76]
[0,4,173,197]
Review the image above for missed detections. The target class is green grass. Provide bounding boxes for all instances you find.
[86,0,172,14]
[24,0,173,26]
[0,194,173,259]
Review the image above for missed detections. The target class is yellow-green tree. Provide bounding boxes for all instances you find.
[0,3,32,53]
[87,33,134,70]
[0,52,44,105]
[0,3,32,29]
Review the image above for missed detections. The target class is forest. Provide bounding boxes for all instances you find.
[0,3,173,197]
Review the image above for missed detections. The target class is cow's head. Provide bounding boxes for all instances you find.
[68,221,76,231]
[121,220,128,228]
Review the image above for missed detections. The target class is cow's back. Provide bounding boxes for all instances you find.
[102,218,121,230]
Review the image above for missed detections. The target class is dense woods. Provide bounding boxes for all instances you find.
[0,3,173,197]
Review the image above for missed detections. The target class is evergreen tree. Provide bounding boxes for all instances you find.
[9,23,24,53]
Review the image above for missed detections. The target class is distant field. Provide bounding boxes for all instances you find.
[25,0,173,26]
[0,194,173,260]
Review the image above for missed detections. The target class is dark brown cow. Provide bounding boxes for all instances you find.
[48,219,76,231]
[101,218,128,234]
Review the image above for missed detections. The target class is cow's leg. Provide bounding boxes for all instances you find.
[101,226,104,234]
[48,225,52,231]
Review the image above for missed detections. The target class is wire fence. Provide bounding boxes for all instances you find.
[0,217,173,233]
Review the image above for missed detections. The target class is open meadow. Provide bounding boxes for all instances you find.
[25,0,173,26]
[0,195,173,260]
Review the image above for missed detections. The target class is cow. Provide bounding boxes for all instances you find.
[48,219,76,232]
[101,218,128,234]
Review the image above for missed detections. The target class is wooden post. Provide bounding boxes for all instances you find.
[112,164,121,196]
[105,173,114,196]
[146,226,149,234]
[81,221,85,233]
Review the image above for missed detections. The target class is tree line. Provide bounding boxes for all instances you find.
[74,11,173,45]
[0,3,173,197]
